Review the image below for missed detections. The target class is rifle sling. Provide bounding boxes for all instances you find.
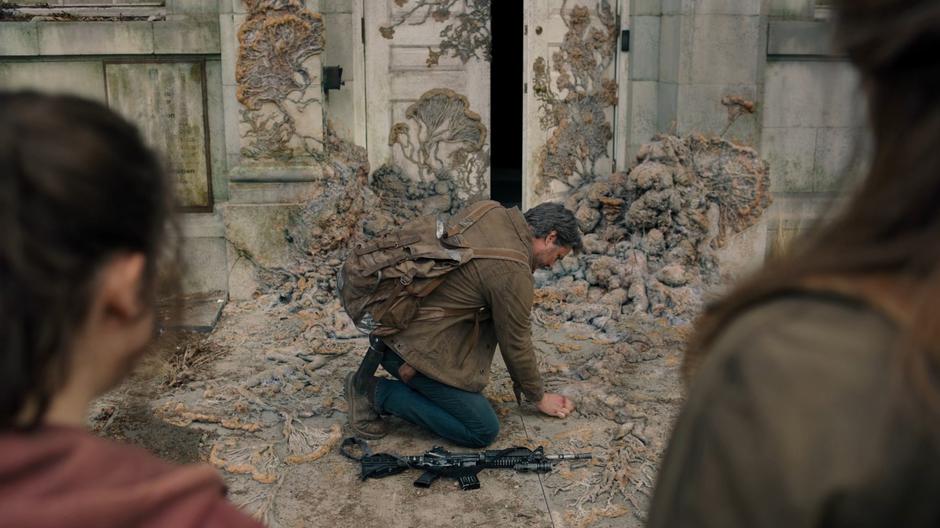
[339,437,373,461]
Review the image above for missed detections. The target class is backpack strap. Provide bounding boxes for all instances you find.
[443,202,530,268]
[444,200,502,239]
[354,233,422,256]
[470,247,529,267]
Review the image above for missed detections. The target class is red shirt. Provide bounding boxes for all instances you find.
[0,425,264,528]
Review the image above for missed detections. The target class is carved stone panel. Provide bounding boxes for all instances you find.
[105,61,212,211]
[524,0,618,208]
[236,0,325,165]
[388,88,488,201]
[364,0,491,199]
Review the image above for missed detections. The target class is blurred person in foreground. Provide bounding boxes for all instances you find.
[0,92,262,528]
[647,1,940,526]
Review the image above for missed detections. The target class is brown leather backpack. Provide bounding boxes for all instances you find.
[337,200,529,336]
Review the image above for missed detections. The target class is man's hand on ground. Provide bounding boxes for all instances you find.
[398,362,417,384]
[536,393,575,418]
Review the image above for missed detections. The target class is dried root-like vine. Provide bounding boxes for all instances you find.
[532,0,618,197]
[156,402,263,432]
[209,440,280,484]
[545,433,654,526]
[379,0,491,66]
[720,95,757,138]
[167,339,227,387]
[282,417,343,464]
[237,475,285,527]
[237,0,325,160]
[389,88,489,201]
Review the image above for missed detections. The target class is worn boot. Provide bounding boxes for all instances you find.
[344,371,387,439]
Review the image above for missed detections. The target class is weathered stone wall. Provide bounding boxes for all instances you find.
[0,0,867,301]
[624,0,866,266]
[627,0,764,159]
[760,12,867,258]
[0,1,228,296]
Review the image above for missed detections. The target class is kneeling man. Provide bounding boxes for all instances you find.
[344,201,581,447]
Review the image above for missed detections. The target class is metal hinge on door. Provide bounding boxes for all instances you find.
[524,82,527,94]
[361,17,366,44]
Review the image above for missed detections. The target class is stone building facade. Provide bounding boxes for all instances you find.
[0,0,862,302]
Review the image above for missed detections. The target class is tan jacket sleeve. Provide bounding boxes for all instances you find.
[479,263,544,403]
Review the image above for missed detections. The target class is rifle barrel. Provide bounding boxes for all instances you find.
[546,454,592,461]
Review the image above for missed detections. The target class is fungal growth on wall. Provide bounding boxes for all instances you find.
[388,88,489,202]
[532,0,618,198]
[379,0,492,67]
[236,0,325,161]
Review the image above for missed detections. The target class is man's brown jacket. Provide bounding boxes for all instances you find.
[383,204,545,403]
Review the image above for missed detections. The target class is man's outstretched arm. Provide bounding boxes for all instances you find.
[481,266,574,417]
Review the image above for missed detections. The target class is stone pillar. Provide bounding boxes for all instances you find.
[218,0,328,299]
[657,0,764,145]
[625,0,664,162]
[653,0,769,276]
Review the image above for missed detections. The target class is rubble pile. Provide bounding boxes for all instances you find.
[534,134,771,329]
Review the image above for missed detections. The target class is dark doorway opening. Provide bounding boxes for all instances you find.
[490,1,523,209]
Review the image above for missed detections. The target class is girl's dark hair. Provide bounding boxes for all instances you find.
[685,0,940,415]
[523,202,583,251]
[0,91,173,429]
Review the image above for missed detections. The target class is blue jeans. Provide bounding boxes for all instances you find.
[374,346,500,448]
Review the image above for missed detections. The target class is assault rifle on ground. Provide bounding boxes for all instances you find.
[339,437,591,490]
